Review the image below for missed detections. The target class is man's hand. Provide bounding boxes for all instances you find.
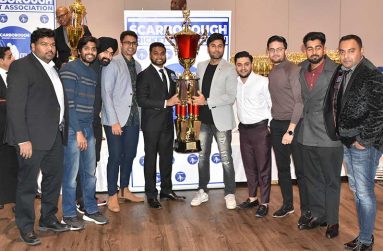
[77,131,87,151]
[166,94,181,106]
[112,123,123,135]
[192,90,207,105]
[353,141,366,150]
[282,133,293,145]
[19,141,32,159]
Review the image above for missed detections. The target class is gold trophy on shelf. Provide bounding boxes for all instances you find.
[67,0,86,60]
[165,10,207,153]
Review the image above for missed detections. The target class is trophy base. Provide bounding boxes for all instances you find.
[174,139,201,153]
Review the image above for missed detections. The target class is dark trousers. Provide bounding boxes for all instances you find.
[270,119,309,212]
[239,122,271,203]
[15,130,63,233]
[143,127,174,199]
[302,145,343,224]
[0,143,18,205]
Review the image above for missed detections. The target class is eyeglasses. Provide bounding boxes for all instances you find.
[122,41,138,47]
[268,47,285,53]
[38,42,56,48]
[56,12,68,20]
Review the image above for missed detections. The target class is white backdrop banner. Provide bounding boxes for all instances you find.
[0,0,56,59]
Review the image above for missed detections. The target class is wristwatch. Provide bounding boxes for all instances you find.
[287,130,294,136]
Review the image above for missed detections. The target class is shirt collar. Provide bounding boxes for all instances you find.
[152,63,165,72]
[33,53,55,68]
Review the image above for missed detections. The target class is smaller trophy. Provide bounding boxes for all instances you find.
[166,10,207,153]
[67,0,86,61]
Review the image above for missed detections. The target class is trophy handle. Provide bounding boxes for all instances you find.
[196,28,208,54]
[165,26,178,54]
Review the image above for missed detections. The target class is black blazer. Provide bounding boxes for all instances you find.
[6,54,68,150]
[54,25,91,68]
[136,64,176,132]
[0,75,6,143]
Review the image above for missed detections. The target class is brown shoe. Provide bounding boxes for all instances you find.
[119,187,144,203]
[107,194,120,212]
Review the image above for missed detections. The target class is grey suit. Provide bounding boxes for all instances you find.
[196,58,237,195]
[297,56,343,225]
[101,54,142,126]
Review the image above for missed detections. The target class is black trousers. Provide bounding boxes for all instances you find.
[15,130,64,233]
[302,145,343,224]
[270,119,309,213]
[143,128,174,199]
[0,143,18,204]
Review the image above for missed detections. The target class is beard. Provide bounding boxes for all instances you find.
[100,57,111,66]
[307,55,324,64]
[81,53,96,64]
[150,57,166,67]
[238,71,251,79]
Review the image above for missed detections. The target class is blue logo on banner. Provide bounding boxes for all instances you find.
[156,173,161,183]
[166,49,173,59]
[19,14,28,23]
[175,172,186,182]
[136,48,147,60]
[211,153,221,163]
[40,15,49,24]
[0,14,8,23]
[139,156,145,166]
[187,154,199,165]
[0,26,31,59]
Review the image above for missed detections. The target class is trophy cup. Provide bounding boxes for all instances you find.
[67,0,86,61]
[165,10,207,153]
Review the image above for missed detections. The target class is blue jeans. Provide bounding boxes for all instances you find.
[198,123,235,195]
[104,125,139,196]
[62,127,98,217]
[343,145,382,245]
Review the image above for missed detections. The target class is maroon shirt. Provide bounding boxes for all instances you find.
[304,60,325,91]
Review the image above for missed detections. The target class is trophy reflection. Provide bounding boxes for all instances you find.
[67,0,86,61]
[165,10,207,153]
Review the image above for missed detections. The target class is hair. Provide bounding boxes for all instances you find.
[0,47,10,59]
[234,51,253,63]
[267,35,287,49]
[303,32,326,46]
[30,28,55,45]
[149,42,166,53]
[339,34,363,48]
[120,30,138,43]
[207,33,225,46]
[77,36,98,51]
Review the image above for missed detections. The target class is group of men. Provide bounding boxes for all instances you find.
[0,6,381,251]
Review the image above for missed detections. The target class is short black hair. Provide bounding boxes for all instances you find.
[207,33,225,46]
[267,35,287,49]
[149,42,165,53]
[77,36,98,51]
[234,51,253,63]
[339,34,363,48]
[0,47,10,59]
[120,30,138,43]
[303,32,326,46]
[30,28,55,45]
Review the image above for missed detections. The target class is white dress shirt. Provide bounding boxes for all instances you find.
[152,64,170,107]
[0,67,7,87]
[236,72,272,125]
[33,53,65,124]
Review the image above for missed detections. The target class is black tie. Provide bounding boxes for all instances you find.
[159,69,168,94]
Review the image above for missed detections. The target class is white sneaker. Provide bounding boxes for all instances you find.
[225,194,236,209]
[190,189,208,206]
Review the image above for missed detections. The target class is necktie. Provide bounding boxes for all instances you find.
[159,69,169,94]
[334,69,351,132]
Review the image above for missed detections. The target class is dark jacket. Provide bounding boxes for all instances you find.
[324,57,383,149]
[0,75,7,143]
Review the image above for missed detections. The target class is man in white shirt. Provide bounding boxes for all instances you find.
[234,51,272,218]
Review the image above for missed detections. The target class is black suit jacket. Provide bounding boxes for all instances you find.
[54,25,91,68]
[137,64,176,132]
[6,54,68,150]
[0,75,6,143]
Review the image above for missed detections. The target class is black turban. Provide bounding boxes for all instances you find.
[98,37,118,54]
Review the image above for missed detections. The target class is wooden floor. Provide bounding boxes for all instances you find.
[0,182,382,251]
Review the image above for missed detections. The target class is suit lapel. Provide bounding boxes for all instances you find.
[0,75,6,98]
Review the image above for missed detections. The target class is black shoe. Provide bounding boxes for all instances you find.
[39,220,70,232]
[345,236,374,250]
[272,205,294,218]
[0,204,3,209]
[255,204,268,218]
[20,230,41,246]
[352,242,373,251]
[298,210,312,230]
[148,198,162,209]
[237,198,259,209]
[159,191,186,200]
[306,216,327,229]
[325,224,339,239]
[76,202,85,214]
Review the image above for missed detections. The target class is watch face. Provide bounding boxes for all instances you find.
[288,130,294,135]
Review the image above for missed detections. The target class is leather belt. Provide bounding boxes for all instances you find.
[239,119,268,129]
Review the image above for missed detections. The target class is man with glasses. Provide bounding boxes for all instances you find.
[101,31,144,213]
[6,28,69,246]
[266,36,309,225]
[54,6,91,68]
